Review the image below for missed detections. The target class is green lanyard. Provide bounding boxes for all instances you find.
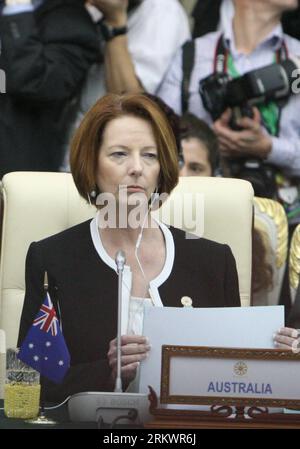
[227,54,280,136]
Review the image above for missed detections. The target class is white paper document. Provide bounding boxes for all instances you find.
[139,306,284,395]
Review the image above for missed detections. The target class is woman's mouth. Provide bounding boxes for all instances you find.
[126,185,146,192]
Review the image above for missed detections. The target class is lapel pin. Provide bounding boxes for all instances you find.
[181,296,193,308]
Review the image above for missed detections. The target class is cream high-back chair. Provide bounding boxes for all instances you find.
[0,173,95,349]
[153,176,253,307]
[0,173,253,349]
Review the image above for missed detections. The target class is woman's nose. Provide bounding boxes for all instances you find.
[128,155,143,176]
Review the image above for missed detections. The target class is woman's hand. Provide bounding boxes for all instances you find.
[108,335,151,384]
[273,327,300,352]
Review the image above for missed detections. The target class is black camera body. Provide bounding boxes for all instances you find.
[199,73,254,130]
[200,59,298,124]
[226,158,277,198]
[199,58,300,197]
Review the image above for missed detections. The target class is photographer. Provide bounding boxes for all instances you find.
[0,0,99,177]
[158,0,300,205]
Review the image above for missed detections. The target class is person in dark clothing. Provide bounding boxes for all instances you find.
[282,5,300,40]
[192,0,300,40]
[192,0,222,38]
[18,93,242,402]
[17,93,300,403]
[0,0,99,177]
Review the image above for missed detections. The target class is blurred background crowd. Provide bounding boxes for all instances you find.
[1,0,300,321]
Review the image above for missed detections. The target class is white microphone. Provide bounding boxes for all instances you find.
[114,250,126,393]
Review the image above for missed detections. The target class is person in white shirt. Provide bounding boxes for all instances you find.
[59,0,190,171]
[157,0,300,183]
[77,0,190,121]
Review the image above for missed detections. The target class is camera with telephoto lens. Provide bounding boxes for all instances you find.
[226,157,277,198]
[199,58,300,197]
[200,58,300,124]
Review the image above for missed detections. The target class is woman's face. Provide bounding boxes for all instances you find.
[96,115,160,205]
[180,137,212,177]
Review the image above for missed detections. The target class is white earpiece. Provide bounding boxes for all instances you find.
[136,233,142,250]
[135,187,158,250]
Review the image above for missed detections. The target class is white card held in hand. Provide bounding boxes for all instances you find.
[139,306,284,396]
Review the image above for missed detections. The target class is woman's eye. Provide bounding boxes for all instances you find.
[193,167,202,174]
[111,151,127,157]
[189,164,204,174]
[143,153,158,159]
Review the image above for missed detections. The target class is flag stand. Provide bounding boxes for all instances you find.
[26,399,57,426]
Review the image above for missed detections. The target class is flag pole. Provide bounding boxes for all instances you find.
[44,271,48,291]
[25,272,57,426]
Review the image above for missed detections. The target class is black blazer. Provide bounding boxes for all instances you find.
[0,0,99,176]
[18,220,240,402]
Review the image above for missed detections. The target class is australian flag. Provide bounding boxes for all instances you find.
[18,293,70,384]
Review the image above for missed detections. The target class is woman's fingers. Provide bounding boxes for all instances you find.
[274,342,293,350]
[107,335,151,372]
[108,342,151,359]
[109,352,149,369]
[274,334,297,347]
[274,327,300,352]
[120,343,151,356]
[121,353,149,365]
[121,335,149,345]
[108,344,151,364]
[109,335,149,348]
[121,362,140,373]
[277,327,299,338]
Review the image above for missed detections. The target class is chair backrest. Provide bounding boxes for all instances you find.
[252,197,288,306]
[0,173,95,348]
[289,224,300,304]
[153,176,253,308]
[0,173,253,348]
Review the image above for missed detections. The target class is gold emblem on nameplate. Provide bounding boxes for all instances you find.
[181,296,193,307]
[234,361,248,376]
